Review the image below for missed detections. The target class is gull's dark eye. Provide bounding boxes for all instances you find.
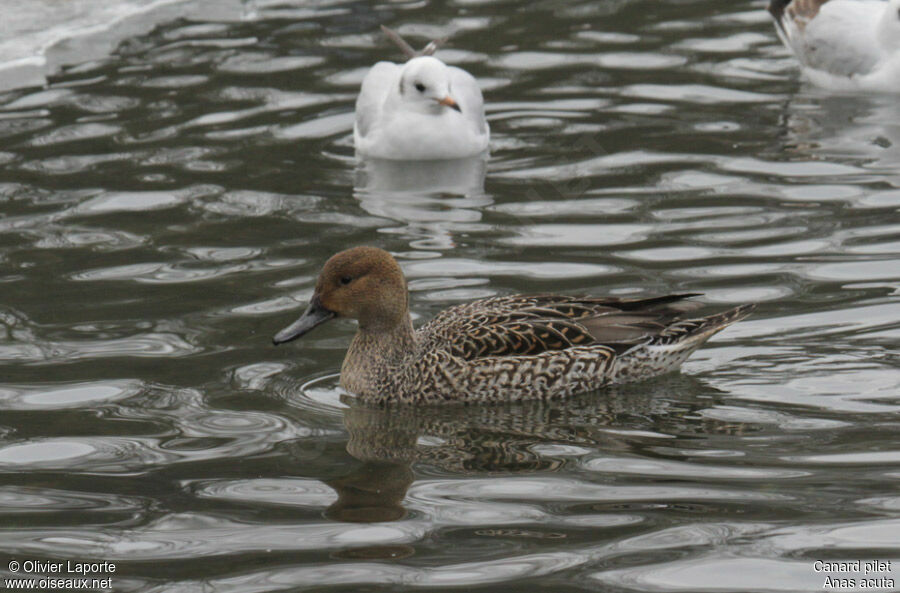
[414,82,426,93]
[340,276,352,285]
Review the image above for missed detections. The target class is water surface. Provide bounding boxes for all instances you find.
[0,0,899,591]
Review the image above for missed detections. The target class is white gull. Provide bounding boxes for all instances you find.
[769,0,900,92]
[353,26,489,160]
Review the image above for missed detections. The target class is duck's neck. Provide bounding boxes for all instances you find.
[340,315,416,396]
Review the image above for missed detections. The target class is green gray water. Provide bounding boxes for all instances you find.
[1,0,899,591]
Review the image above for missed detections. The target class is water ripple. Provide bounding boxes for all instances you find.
[594,556,819,592]
[411,477,789,504]
[0,514,426,559]
[191,478,337,508]
[582,456,809,480]
[0,380,141,410]
[0,486,144,514]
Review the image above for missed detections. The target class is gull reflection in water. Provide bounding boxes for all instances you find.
[353,155,490,250]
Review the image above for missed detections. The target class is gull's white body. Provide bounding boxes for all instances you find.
[770,0,900,92]
[354,56,489,160]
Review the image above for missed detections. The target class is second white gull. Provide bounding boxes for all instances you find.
[768,0,900,92]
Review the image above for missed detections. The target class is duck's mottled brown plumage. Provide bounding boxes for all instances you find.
[273,247,755,404]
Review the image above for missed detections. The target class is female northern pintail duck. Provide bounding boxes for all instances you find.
[354,26,489,159]
[272,247,755,404]
[768,0,900,92]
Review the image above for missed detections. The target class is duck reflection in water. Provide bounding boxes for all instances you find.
[317,376,745,526]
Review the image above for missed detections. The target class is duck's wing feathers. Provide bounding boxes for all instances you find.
[770,0,885,76]
[355,61,401,137]
[419,294,705,360]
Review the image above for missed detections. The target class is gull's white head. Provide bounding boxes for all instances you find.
[878,0,900,53]
[397,56,461,114]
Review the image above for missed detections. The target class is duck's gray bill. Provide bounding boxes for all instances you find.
[272,299,334,345]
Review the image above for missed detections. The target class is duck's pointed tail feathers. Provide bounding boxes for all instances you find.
[612,304,756,383]
[650,303,756,347]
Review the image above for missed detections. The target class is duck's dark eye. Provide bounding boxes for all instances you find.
[339,276,352,285]
[414,82,426,93]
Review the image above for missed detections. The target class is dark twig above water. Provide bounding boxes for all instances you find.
[380,24,447,59]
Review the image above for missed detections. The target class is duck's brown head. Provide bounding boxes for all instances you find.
[273,247,409,345]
